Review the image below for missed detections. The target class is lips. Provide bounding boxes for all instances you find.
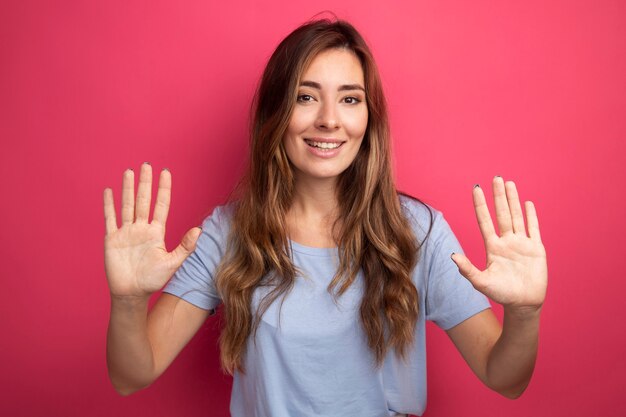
[303,138,346,150]
[302,137,346,158]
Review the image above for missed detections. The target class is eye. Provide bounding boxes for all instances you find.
[343,96,362,104]
[297,94,315,102]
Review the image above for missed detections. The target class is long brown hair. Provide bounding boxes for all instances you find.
[215,18,429,374]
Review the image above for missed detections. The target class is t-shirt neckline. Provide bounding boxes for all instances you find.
[288,239,338,257]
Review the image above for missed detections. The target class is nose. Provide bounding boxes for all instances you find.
[315,101,340,130]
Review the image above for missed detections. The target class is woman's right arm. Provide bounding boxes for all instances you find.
[103,163,208,395]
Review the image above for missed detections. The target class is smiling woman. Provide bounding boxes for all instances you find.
[284,48,368,180]
[103,17,547,417]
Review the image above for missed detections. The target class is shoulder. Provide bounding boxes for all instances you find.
[398,193,446,243]
[399,193,437,221]
[199,202,237,238]
[205,202,236,222]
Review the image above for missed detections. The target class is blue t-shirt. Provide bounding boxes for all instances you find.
[163,196,490,417]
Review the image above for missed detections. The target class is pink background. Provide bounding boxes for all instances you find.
[1,1,625,416]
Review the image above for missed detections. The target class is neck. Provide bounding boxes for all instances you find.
[286,174,342,247]
[291,174,339,217]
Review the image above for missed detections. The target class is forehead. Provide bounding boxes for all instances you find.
[301,48,364,84]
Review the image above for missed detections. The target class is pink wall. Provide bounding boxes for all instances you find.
[1,1,624,416]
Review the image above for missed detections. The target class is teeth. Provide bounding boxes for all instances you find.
[305,140,342,149]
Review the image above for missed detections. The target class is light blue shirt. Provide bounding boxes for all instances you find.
[163,196,490,416]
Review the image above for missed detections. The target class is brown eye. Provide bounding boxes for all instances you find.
[344,96,361,104]
[297,94,314,102]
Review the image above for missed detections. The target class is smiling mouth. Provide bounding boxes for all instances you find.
[304,139,345,149]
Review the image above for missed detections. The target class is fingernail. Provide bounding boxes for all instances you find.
[473,184,480,189]
[127,168,133,172]
[144,161,151,165]
[494,175,501,179]
[163,167,170,172]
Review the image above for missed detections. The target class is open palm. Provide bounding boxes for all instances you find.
[452,177,547,310]
[103,163,201,298]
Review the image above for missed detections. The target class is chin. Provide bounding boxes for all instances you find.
[297,167,347,182]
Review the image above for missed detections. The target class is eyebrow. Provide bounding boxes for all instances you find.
[300,80,365,92]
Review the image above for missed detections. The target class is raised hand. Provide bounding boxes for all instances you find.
[103,163,202,298]
[452,176,547,312]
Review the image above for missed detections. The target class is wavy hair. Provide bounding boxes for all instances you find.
[215,18,430,374]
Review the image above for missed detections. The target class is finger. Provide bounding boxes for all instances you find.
[493,176,513,235]
[169,227,203,268]
[152,168,172,226]
[472,184,496,240]
[103,188,118,235]
[505,180,525,234]
[525,201,542,241]
[451,252,483,288]
[135,162,152,223]
[121,168,135,225]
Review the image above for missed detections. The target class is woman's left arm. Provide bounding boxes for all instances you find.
[447,176,548,399]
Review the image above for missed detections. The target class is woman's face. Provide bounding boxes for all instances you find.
[283,48,368,185]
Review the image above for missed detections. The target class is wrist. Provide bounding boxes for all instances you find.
[503,304,543,321]
[110,293,151,307]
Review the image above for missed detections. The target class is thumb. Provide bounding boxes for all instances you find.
[170,226,203,266]
[451,252,483,287]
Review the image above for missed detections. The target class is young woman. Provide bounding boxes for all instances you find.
[103,19,547,417]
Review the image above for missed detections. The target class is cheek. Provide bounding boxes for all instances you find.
[282,123,306,163]
[287,108,314,134]
[282,133,297,163]
[283,115,303,154]
[347,110,369,138]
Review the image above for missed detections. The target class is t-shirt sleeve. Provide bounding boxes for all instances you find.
[419,208,491,330]
[161,205,230,311]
